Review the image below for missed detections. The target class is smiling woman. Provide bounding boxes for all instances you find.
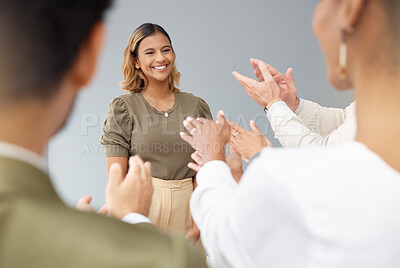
[100,23,212,245]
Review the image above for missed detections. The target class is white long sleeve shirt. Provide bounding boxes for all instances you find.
[267,100,356,147]
[191,141,400,268]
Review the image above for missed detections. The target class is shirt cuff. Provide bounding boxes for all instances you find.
[122,213,152,225]
[266,100,287,121]
[197,160,237,187]
[295,98,304,115]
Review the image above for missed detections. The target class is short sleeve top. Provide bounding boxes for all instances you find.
[100,91,212,180]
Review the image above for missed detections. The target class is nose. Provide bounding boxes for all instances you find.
[155,51,167,63]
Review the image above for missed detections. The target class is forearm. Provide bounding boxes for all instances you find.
[191,161,242,267]
[298,99,348,136]
[268,101,352,147]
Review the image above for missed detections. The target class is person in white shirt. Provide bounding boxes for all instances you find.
[180,0,400,267]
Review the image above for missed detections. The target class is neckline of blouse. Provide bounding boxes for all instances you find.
[138,91,180,116]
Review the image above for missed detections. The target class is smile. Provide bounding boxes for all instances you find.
[153,65,168,70]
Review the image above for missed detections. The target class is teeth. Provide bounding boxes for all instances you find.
[154,65,167,70]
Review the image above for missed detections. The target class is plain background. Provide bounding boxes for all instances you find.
[49,0,353,208]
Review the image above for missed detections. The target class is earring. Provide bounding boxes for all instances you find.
[336,31,348,81]
[336,27,354,81]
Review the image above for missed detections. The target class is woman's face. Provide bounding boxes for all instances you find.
[312,0,349,89]
[135,31,175,84]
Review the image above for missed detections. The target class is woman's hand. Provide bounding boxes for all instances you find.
[228,120,272,162]
[180,111,230,165]
[226,146,243,183]
[188,147,243,183]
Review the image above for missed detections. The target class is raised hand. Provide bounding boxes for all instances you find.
[106,156,153,219]
[229,120,272,161]
[250,58,299,112]
[233,60,282,107]
[180,111,230,165]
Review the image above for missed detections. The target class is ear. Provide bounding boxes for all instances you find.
[340,0,367,29]
[69,22,106,91]
[135,59,141,70]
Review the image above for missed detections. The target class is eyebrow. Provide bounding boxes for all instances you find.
[143,45,172,53]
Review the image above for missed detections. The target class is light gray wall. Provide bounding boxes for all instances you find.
[48,0,354,208]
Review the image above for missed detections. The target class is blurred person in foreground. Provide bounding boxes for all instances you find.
[0,0,206,267]
[181,0,400,267]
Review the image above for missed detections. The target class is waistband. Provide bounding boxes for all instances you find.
[151,177,193,189]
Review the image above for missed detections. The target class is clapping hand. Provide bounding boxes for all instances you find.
[233,58,300,112]
[187,146,244,183]
[250,58,299,112]
[229,120,273,162]
[180,110,230,165]
[106,156,153,219]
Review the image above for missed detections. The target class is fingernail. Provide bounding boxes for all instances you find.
[250,120,254,124]
[183,120,188,126]
[219,110,225,116]
[179,131,185,136]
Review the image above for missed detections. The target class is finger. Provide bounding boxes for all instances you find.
[254,69,264,82]
[251,59,264,82]
[188,162,201,172]
[97,205,108,215]
[285,67,295,86]
[180,131,194,146]
[127,156,141,178]
[191,152,203,165]
[186,116,203,129]
[250,120,263,136]
[232,71,257,90]
[265,137,274,148]
[144,162,154,191]
[144,162,152,179]
[132,156,147,181]
[227,120,241,132]
[256,61,275,82]
[217,110,226,125]
[78,195,92,205]
[108,163,124,189]
[183,118,196,133]
[183,120,196,132]
[229,146,241,159]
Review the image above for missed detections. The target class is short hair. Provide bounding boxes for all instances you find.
[120,23,181,93]
[0,0,112,101]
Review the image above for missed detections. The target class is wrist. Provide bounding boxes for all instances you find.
[289,97,300,113]
[264,98,283,112]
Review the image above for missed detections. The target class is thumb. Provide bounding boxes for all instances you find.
[250,120,263,135]
[107,163,124,190]
[228,146,241,159]
[77,195,92,206]
[217,110,226,124]
[285,68,295,86]
[97,205,109,215]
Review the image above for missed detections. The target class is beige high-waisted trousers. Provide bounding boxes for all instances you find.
[148,177,193,233]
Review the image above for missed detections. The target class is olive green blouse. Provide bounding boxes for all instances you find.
[100,91,212,180]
